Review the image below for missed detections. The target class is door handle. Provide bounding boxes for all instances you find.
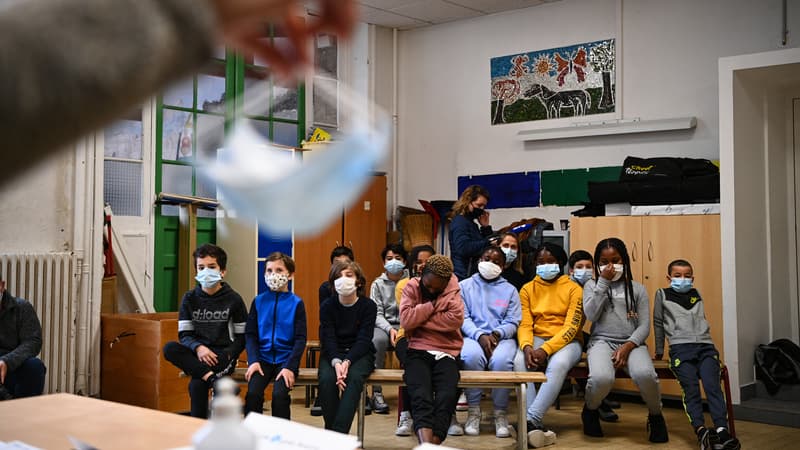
[647,241,653,261]
[632,241,637,262]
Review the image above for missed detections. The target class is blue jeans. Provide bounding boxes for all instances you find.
[3,357,46,398]
[514,337,582,425]
[461,337,517,410]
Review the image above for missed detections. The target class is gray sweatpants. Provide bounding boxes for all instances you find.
[585,340,663,415]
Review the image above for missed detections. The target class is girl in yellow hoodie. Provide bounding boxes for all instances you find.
[515,242,584,448]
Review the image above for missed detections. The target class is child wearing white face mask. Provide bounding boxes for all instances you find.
[458,246,521,438]
[582,238,669,444]
[318,260,377,434]
[243,252,306,419]
[654,259,740,450]
[369,243,409,413]
[163,243,248,418]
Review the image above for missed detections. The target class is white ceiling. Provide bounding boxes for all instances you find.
[306,0,562,30]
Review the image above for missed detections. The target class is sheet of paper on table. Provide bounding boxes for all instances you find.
[170,412,360,450]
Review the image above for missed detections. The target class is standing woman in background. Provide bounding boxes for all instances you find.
[449,185,495,281]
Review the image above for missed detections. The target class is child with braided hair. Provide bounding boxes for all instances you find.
[581,238,669,443]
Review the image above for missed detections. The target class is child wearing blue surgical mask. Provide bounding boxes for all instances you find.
[499,232,528,291]
[369,243,409,413]
[163,243,248,418]
[654,259,740,450]
[568,250,594,287]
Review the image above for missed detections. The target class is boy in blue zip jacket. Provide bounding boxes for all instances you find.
[244,252,307,419]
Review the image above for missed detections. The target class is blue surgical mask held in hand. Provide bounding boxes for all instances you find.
[384,259,405,275]
[670,277,693,293]
[572,268,592,285]
[501,247,517,264]
[196,268,222,289]
[197,79,389,238]
[536,263,561,281]
[477,261,503,280]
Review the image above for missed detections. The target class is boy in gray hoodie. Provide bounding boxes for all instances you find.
[654,259,741,450]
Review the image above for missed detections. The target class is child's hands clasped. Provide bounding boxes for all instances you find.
[523,346,548,370]
[335,360,350,392]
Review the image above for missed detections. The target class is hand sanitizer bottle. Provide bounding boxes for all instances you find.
[193,377,257,450]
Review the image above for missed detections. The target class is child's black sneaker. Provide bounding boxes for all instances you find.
[598,400,619,422]
[0,383,13,401]
[696,426,712,450]
[713,428,741,450]
[581,405,603,437]
[647,414,669,443]
[310,396,323,416]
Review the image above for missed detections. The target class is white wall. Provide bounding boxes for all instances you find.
[0,151,75,253]
[396,0,797,225]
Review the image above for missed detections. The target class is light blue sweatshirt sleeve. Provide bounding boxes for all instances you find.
[495,286,521,339]
[460,279,483,341]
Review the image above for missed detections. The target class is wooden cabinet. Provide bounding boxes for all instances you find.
[294,174,388,341]
[101,313,189,412]
[570,215,722,397]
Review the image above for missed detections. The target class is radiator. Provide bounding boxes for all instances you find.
[0,252,81,394]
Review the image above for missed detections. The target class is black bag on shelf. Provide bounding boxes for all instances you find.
[619,157,682,182]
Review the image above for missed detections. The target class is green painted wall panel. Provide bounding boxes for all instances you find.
[541,166,621,206]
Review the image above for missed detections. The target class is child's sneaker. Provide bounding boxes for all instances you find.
[456,392,469,411]
[581,405,603,437]
[527,422,557,448]
[310,396,323,416]
[0,383,13,401]
[395,411,413,436]
[647,414,669,443]
[713,428,741,450]
[494,410,510,438]
[464,407,481,436]
[371,391,389,414]
[447,414,464,436]
[697,426,712,450]
[598,400,619,422]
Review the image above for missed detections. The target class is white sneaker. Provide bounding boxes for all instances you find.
[395,411,413,436]
[528,428,557,448]
[447,414,464,436]
[464,407,482,436]
[456,392,468,411]
[494,410,511,438]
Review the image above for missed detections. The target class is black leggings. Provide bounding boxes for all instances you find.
[404,349,460,442]
[244,362,292,419]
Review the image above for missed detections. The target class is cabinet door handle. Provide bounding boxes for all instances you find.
[632,241,637,262]
[647,241,653,261]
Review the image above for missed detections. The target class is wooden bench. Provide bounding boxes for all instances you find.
[230,367,546,450]
[565,359,737,437]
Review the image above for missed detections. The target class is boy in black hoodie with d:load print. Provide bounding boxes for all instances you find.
[163,243,248,418]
